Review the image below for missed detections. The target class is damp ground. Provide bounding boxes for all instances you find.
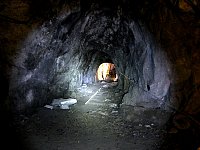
[7,82,200,150]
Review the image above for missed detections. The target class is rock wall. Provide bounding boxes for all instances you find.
[1,0,200,115]
[7,3,171,113]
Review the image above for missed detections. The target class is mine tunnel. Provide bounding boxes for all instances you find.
[96,63,118,82]
[1,0,200,149]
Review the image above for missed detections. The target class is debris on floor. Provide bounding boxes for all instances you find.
[44,105,53,109]
[44,98,77,109]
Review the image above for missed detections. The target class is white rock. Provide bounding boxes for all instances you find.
[82,84,87,88]
[145,125,151,128]
[51,98,77,109]
[109,103,117,108]
[60,104,69,109]
[44,105,53,109]
[111,110,118,114]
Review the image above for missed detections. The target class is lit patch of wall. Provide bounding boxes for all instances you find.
[26,89,33,104]
[179,0,197,12]
[96,63,118,81]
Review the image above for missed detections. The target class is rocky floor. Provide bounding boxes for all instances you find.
[6,82,200,150]
[13,108,168,150]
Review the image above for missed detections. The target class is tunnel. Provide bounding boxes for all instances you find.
[96,63,118,82]
[1,0,200,149]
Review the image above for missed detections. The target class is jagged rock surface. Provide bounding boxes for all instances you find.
[0,0,199,117]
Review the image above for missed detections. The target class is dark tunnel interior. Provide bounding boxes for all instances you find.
[0,0,200,149]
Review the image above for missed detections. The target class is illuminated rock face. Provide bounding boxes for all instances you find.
[7,5,171,113]
[2,0,200,115]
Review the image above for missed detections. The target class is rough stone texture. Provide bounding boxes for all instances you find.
[0,0,200,118]
[7,5,171,113]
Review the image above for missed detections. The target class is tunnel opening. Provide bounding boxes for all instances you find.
[96,63,118,82]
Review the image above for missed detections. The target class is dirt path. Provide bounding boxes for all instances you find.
[14,105,170,150]
[11,82,170,150]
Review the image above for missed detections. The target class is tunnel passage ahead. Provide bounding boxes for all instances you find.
[4,0,200,149]
[9,4,171,113]
[96,63,118,82]
[8,4,172,150]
